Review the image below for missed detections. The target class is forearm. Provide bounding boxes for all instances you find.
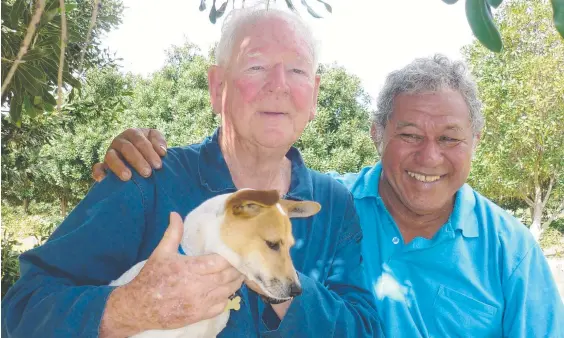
[260,272,381,337]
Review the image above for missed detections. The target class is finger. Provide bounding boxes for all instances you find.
[129,129,163,170]
[104,149,131,181]
[207,267,243,287]
[189,254,234,275]
[147,129,168,158]
[207,275,245,303]
[111,138,152,177]
[204,299,229,319]
[91,162,108,182]
[153,212,184,257]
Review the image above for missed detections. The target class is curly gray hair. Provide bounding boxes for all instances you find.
[372,54,484,151]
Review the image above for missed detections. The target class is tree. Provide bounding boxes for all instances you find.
[1,0,123,125]
[464,0,564,241]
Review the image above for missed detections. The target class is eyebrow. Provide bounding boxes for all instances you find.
[396,121,464,132]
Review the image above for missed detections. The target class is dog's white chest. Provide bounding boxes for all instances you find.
[109,260,231,338]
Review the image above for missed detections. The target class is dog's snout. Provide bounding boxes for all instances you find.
[289,282,302,297]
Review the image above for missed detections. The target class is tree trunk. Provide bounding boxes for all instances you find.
[529,183,544,242]
[23,199,30,214]
[60,196,67,216]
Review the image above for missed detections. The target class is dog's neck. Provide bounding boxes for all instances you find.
[180,194,242,268]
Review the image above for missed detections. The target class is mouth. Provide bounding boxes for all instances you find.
[406,171,444,183]
[259,111,287,116]
[260,294,292,304]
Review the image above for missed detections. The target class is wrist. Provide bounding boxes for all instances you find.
[99,286,144,337]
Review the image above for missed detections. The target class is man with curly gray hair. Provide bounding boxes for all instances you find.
[93,54,563,337]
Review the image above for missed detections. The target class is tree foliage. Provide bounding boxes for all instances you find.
[464,0,564,240]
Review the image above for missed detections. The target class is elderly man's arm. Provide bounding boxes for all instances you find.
[502,242,564,337]
[258,195,383,338]
[0,173,147,337]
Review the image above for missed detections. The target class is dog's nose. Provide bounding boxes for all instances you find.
[289,282,302,297]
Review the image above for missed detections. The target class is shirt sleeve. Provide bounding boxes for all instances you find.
[259,193,383,337]
[0,172,149,338]
[502,242,564,338]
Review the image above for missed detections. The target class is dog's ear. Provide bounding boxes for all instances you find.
[226,189,280,218]
[279,200,321,218]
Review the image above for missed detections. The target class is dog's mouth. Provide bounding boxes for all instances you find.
[260,294,292,304]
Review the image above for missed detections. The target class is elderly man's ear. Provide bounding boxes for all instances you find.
[309,75,321,121]
[208,65,225,114]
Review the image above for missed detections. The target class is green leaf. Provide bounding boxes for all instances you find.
[284,0,296,11]
[9,93,23,127]
[317,0,332,13]
[486,0,503,8]
[301,0,322,18]
[199,0,206,11]
[9,0,26,29]
[442,0,459,4]
[216,1,228,19]
[552,0,564,39]
[63,1,78,13]
[17,64,46,96]
[465,0,503,52]
[209,0,217,24]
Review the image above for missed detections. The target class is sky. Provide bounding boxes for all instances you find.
[102,0,477,105]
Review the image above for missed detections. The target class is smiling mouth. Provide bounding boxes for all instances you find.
[407,171,443,183]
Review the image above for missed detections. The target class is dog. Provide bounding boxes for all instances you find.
[109,188,321,338]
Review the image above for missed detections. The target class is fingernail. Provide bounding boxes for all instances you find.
[121,171,131,180]
[143,168,152,177]
[154,160,162,169]
[160,145,167,154]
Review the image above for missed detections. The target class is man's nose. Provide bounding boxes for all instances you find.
[416,139,443,166]
[289,282,302,297]
[267,64,288,92]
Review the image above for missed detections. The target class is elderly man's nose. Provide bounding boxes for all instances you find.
[267,64,288,91]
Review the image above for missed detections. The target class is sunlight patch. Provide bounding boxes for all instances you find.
[374,272,409,303]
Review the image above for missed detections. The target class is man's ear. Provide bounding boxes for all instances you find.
[226,189,280,218]
[309,74,321,121]
[208,65,225,114]
[280,200,321,218]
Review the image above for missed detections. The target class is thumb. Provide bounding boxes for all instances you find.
[154,212,184,256]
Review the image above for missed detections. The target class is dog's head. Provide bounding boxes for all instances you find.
[220,189,320,303]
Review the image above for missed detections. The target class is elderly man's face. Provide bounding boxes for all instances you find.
[379,89,476,215]
[210,16,320,149]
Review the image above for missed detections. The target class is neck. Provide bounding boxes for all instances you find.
[219,126,292,196]
[378,174,453,244]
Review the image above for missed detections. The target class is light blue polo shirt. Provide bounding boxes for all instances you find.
[332,162,564,338]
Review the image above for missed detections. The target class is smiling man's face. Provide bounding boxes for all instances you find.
[209,15,320,149]
[379,89,477,215]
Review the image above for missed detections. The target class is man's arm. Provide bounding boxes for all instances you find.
[0,173,147,337]
[502,243,564,337]
[259,194,383,338]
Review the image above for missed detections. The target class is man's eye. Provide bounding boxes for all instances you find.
[292,68,306,75]
[439,136,461,144]
[265,240,280,251]
[249,66,264,71]
[400,134,422,142]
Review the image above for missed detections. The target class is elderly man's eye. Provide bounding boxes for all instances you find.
[439,136,461,144]
[292,68,307,75]
[249,66,264,71]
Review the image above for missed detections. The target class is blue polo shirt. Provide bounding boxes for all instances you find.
[333,162,564,337]
[1,129,382,338]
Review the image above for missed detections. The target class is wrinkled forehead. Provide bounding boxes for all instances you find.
[232,17,314,66]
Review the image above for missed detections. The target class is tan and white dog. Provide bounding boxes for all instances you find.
[109,189,321,338]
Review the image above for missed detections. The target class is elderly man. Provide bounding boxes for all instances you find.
[1,7,382,338]
[98,55,564,337]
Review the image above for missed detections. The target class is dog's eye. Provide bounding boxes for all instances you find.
[265,240,280,251]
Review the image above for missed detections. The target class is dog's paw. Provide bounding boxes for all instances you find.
[224,296,241,312]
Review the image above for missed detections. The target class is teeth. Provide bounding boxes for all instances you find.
[407,171,441,183]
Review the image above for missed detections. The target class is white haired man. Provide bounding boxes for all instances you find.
[0,7,382,338]
[96,55,564,337]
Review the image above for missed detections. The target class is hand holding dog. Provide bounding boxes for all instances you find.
[100,212,244,337]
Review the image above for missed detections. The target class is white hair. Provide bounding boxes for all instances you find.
[214,3,320,72]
